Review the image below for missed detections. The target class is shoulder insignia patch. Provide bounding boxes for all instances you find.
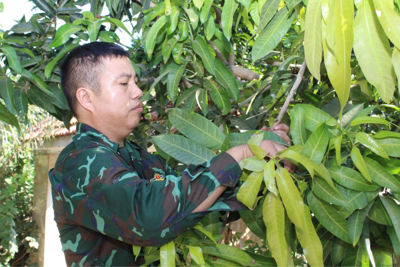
[150,173,165,182]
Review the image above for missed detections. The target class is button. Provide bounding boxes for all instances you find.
[112,179,118,184]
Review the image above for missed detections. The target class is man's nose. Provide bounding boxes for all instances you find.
[131,85,143,99]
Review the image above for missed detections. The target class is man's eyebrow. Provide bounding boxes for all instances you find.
[114,73,132,79]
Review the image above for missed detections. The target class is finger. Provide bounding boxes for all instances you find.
[272,130,292,145]
[273,123,290,133]
[283,160,296,173]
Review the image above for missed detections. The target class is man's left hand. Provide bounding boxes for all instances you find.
[261,123,291,145]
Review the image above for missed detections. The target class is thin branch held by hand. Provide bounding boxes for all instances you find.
[274,60,307,126]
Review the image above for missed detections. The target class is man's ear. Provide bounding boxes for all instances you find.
[76,87,94,112]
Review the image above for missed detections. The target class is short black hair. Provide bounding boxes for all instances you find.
[60,42,130,117]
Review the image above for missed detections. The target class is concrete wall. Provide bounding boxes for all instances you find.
[31,141,70,266]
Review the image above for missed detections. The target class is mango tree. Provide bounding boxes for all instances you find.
[1,0,400,265]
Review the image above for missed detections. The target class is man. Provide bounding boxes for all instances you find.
[49,42,293,266]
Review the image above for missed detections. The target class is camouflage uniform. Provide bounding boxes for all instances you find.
[48,123,244,266]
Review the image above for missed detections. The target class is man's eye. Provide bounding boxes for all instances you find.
[120,83,128,86]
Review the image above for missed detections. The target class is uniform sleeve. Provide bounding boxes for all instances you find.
[49,146,242,247]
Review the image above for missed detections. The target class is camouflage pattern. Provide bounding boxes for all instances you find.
[48,123,244,266]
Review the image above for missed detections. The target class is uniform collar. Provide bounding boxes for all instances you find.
[73,123,142,154]
[73,123,120,152]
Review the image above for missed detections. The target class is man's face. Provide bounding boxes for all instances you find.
[91,56,143,140]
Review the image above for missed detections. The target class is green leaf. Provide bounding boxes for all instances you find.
[289,105,307,146]
[372,249,393,267]
[21,70,53,97]
[167,63,186,103]
[167,6,180,34]
[214,58,239,101]
[87,20,101,42]
[373,0,400,50]
[10,22,37,34]
[104,17,132,37]
[168,108,225,149]
[236,0,250,10]
[298,104,335,132]
[376,138,400,157]
[148,67,170,92]
[350,116,391,126]
[175,86,199,107]
[152,134,215,165]
[201,244,254,266]
[329,166,381,191]
[312,177,347,206]
[49,84,69,110]
[276,167,306,231]
[160,241,175,267]
[214,29,234,54]
[242,156,267,172]
[184,7,200,30]
[307,192,352,244]
[374,131,400,139]
[356,132,388,158]
[172,42,184,64]
[14,89,28,117]
[27,86,56,114]
[187,246,205,266]
[31,0,56,17]
[196,88,208,116]
[237,171,264,209]
[178,21,189,41]
[0,101,20,131]
[192,36,215,75]
[145,16,167,59]
[49,24,82,48]
[205,78,230,115]
[348,202,373,246]
[204,14,216,40]
[252,7,295,62]
[264,160,278,196]
[379,196,400,245]
[256,0,280,34]
[387,226,400,257]
[193,224,218,245]
[393,47,400,83]
[354,0,395,103]
[0,44,22,74]
[296,205,324,267]
[0,78,17,115]
[351,147,372,182]
[221,0,238,40]
[364,157,400,192]
[334,135,343,166]
[185,93,198,111]
[341,242,369,267]
[263,193,288,267]
[239,208,266,238]
[200,0,213,23]
[132,245,141,261]
[301,123,329,164]
[45,44,78,78]
[162,36,178,63]
[331,237,348,265]
[335,185,378,218]
[333,0,354,115]
[304,0,323,80]
[368,197,393,226]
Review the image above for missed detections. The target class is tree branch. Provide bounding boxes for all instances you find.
[228,43,235,65]
[208,40,228,64]
[228,65,260,81]
[213,7,223,28]
[274,60,307,126]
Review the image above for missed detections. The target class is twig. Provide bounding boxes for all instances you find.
[208,40,228,64]
[238,84,271,107]
[274,60,307,126]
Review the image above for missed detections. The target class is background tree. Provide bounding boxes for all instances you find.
[1,0,400,266]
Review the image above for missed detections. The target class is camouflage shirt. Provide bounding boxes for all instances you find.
[48,123,243,266]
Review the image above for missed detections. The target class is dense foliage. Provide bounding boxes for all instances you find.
[1,0,400,266]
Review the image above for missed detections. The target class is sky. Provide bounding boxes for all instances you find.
[0,0,36,30]
[0,0,134,45]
